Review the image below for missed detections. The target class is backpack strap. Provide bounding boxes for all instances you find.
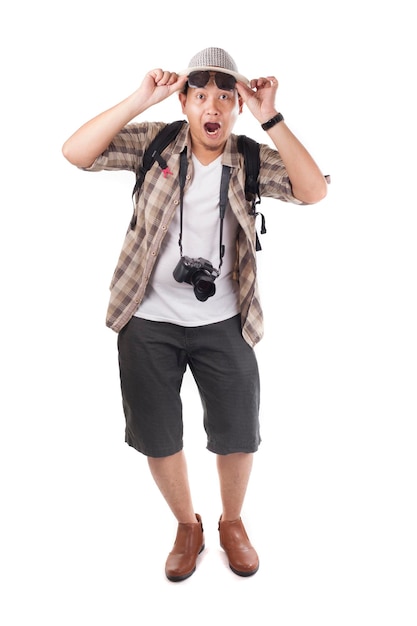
[130,120,186,228]
[237,134,265,251]
[237,135,260,203]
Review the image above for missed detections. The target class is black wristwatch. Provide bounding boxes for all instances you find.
[261,113,284,131]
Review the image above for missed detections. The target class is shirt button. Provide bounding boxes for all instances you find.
[174,199,179,205]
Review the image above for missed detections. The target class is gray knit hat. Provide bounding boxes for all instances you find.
[179,47,249,85]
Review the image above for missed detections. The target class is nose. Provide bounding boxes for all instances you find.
[205,93,220,114]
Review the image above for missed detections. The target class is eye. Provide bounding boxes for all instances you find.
[219,93,231,100]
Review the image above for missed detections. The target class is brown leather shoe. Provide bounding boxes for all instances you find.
[218,516,259,576]
[165,514,205,582]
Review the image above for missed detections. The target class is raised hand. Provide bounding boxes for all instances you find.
[236,76,279,124]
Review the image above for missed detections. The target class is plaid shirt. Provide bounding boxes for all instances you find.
[84,121,303,347]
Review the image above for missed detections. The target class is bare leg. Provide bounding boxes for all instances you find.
[148,450,197,523]
[217,452,259,576]
[216,452,254,520]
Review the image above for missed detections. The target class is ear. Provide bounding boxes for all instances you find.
[238,95,244,114]
[178,92,187,113]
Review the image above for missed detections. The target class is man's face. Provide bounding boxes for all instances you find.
[179,72,243,155]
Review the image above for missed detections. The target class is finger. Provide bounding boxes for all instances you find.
[249,77,273,90]
[175,74,189,90]
[250,78,268,89]
[165,72,188,86]
[236,81,253,98]
[266,76,279,88]
[147,68,164,83]
[155,70,176,86]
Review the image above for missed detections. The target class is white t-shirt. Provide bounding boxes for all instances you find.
[135,154,240,326]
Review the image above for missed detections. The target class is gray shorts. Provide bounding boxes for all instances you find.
[117,314,261,457]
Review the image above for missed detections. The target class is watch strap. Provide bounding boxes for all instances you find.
[261,113,284,131]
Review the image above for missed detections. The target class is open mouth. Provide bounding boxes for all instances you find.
[204,122,221,135]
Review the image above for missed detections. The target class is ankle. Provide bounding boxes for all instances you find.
[219,513,241,523]
[177,513,200,524]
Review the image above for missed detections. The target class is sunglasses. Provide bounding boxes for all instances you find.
[187,70,237,91]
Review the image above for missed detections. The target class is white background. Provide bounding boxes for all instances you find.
[1,1,416,624]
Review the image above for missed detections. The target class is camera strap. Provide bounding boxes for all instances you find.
[178,148,232,274]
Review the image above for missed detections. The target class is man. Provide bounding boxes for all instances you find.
[62,47,328,582]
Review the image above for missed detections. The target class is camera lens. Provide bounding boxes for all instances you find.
[193,275,216,302]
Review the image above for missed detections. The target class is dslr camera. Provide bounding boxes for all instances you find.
[173,256,219,302]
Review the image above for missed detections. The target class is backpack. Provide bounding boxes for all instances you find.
[130,120,266,250]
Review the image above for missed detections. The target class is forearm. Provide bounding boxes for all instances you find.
[238,77,328,204]
[62,70,187,169]
[61,92,145,168]
[264,118,328,204]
